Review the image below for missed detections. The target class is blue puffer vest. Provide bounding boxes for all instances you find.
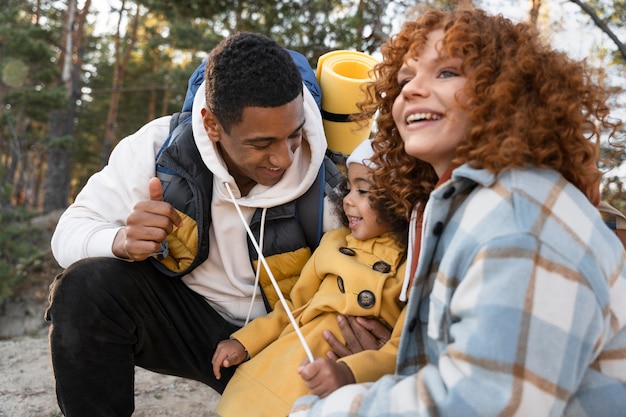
[150,121,338,311]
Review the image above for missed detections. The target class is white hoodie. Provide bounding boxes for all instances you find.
[51,82,335,325]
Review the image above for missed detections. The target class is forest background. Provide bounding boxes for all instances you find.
[1,0,625,305]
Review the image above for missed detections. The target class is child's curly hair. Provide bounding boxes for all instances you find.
[357,7,622,218]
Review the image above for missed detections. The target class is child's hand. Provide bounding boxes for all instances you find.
[297,357,356,398]
[211,339,248,379]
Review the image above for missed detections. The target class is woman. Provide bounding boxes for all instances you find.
[291,7,626,417]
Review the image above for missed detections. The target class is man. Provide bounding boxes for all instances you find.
[46,32,387,416]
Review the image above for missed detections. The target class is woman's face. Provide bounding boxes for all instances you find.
[391,29,469,178]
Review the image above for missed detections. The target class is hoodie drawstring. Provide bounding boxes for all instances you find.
[223,182,314,362]
[244,208,267,326]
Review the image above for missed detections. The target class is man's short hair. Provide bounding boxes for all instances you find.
[205,32,303,133]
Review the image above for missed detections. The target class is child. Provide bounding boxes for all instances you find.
[292,7,626,417]
[212,139,410,417]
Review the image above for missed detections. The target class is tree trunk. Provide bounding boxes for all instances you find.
[43,0,76,213]
[43,110,73,212]
[529,0,542,27]
[100,1,141,167]
[43,0,90,213]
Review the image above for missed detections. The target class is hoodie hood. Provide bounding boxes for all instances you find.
[190,80,327,208]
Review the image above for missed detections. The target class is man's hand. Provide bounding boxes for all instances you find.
[297,357,355,398]
[112,177,183,261]
[211,339,248,380]
[324,315,392,360]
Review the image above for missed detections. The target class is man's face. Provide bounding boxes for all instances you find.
[203,94,305,195]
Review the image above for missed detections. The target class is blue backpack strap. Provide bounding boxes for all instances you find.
[287,50,322,111]
[181,60,206,113]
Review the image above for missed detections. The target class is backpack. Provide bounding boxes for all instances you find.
[156,51,344,251]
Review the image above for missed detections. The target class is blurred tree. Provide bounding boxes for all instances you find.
[137,0,415,63]
[43,0,91,213]
[65,4,215,194]
[100,0,140,166]
[569,0,626,62]
[0,0,65,210]
[567,0,626,209]
[523,0,625,210]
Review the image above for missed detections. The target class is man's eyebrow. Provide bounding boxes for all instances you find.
[291,119,306,135]
[243,119,306,143]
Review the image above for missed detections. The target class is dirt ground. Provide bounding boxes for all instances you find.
[0,333,221,417]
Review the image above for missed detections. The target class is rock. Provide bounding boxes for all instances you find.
[0,295,48,339]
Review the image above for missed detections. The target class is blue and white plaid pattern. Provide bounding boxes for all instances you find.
[291,165,626,417]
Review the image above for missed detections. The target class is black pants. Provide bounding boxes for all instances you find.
[45,257,240,417]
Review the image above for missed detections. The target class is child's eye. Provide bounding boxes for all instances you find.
[357,189,369,195]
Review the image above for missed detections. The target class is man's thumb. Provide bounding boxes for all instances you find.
[148,177,164,201]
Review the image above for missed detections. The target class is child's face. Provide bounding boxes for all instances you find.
[391,29,469,178]
[343,163,389,241]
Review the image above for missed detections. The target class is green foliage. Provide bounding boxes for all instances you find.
[0,208,50,303]
[137,0,414,61]
[0,0,69,209]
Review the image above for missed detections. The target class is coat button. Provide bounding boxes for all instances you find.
[337,276,345,293]
[372,261,391,273]
[339,247,356,256]
[357,290,375,309]
[433,221,444,236]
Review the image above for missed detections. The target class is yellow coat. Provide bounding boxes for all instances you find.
[217,227,407,417]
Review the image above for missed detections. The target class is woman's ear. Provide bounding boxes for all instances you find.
[201,107,221,143]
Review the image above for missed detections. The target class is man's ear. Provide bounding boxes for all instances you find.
[201,107,221,143]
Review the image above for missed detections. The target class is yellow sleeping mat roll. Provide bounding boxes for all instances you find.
[316,50,379,155]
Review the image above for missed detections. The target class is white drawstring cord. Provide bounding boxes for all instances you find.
[244,208,266,326]
[224,182,315,362]
[399,207,418,302]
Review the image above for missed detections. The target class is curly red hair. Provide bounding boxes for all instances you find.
[359,7,622,219]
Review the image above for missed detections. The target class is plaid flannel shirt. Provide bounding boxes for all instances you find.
[291,165,626,417]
